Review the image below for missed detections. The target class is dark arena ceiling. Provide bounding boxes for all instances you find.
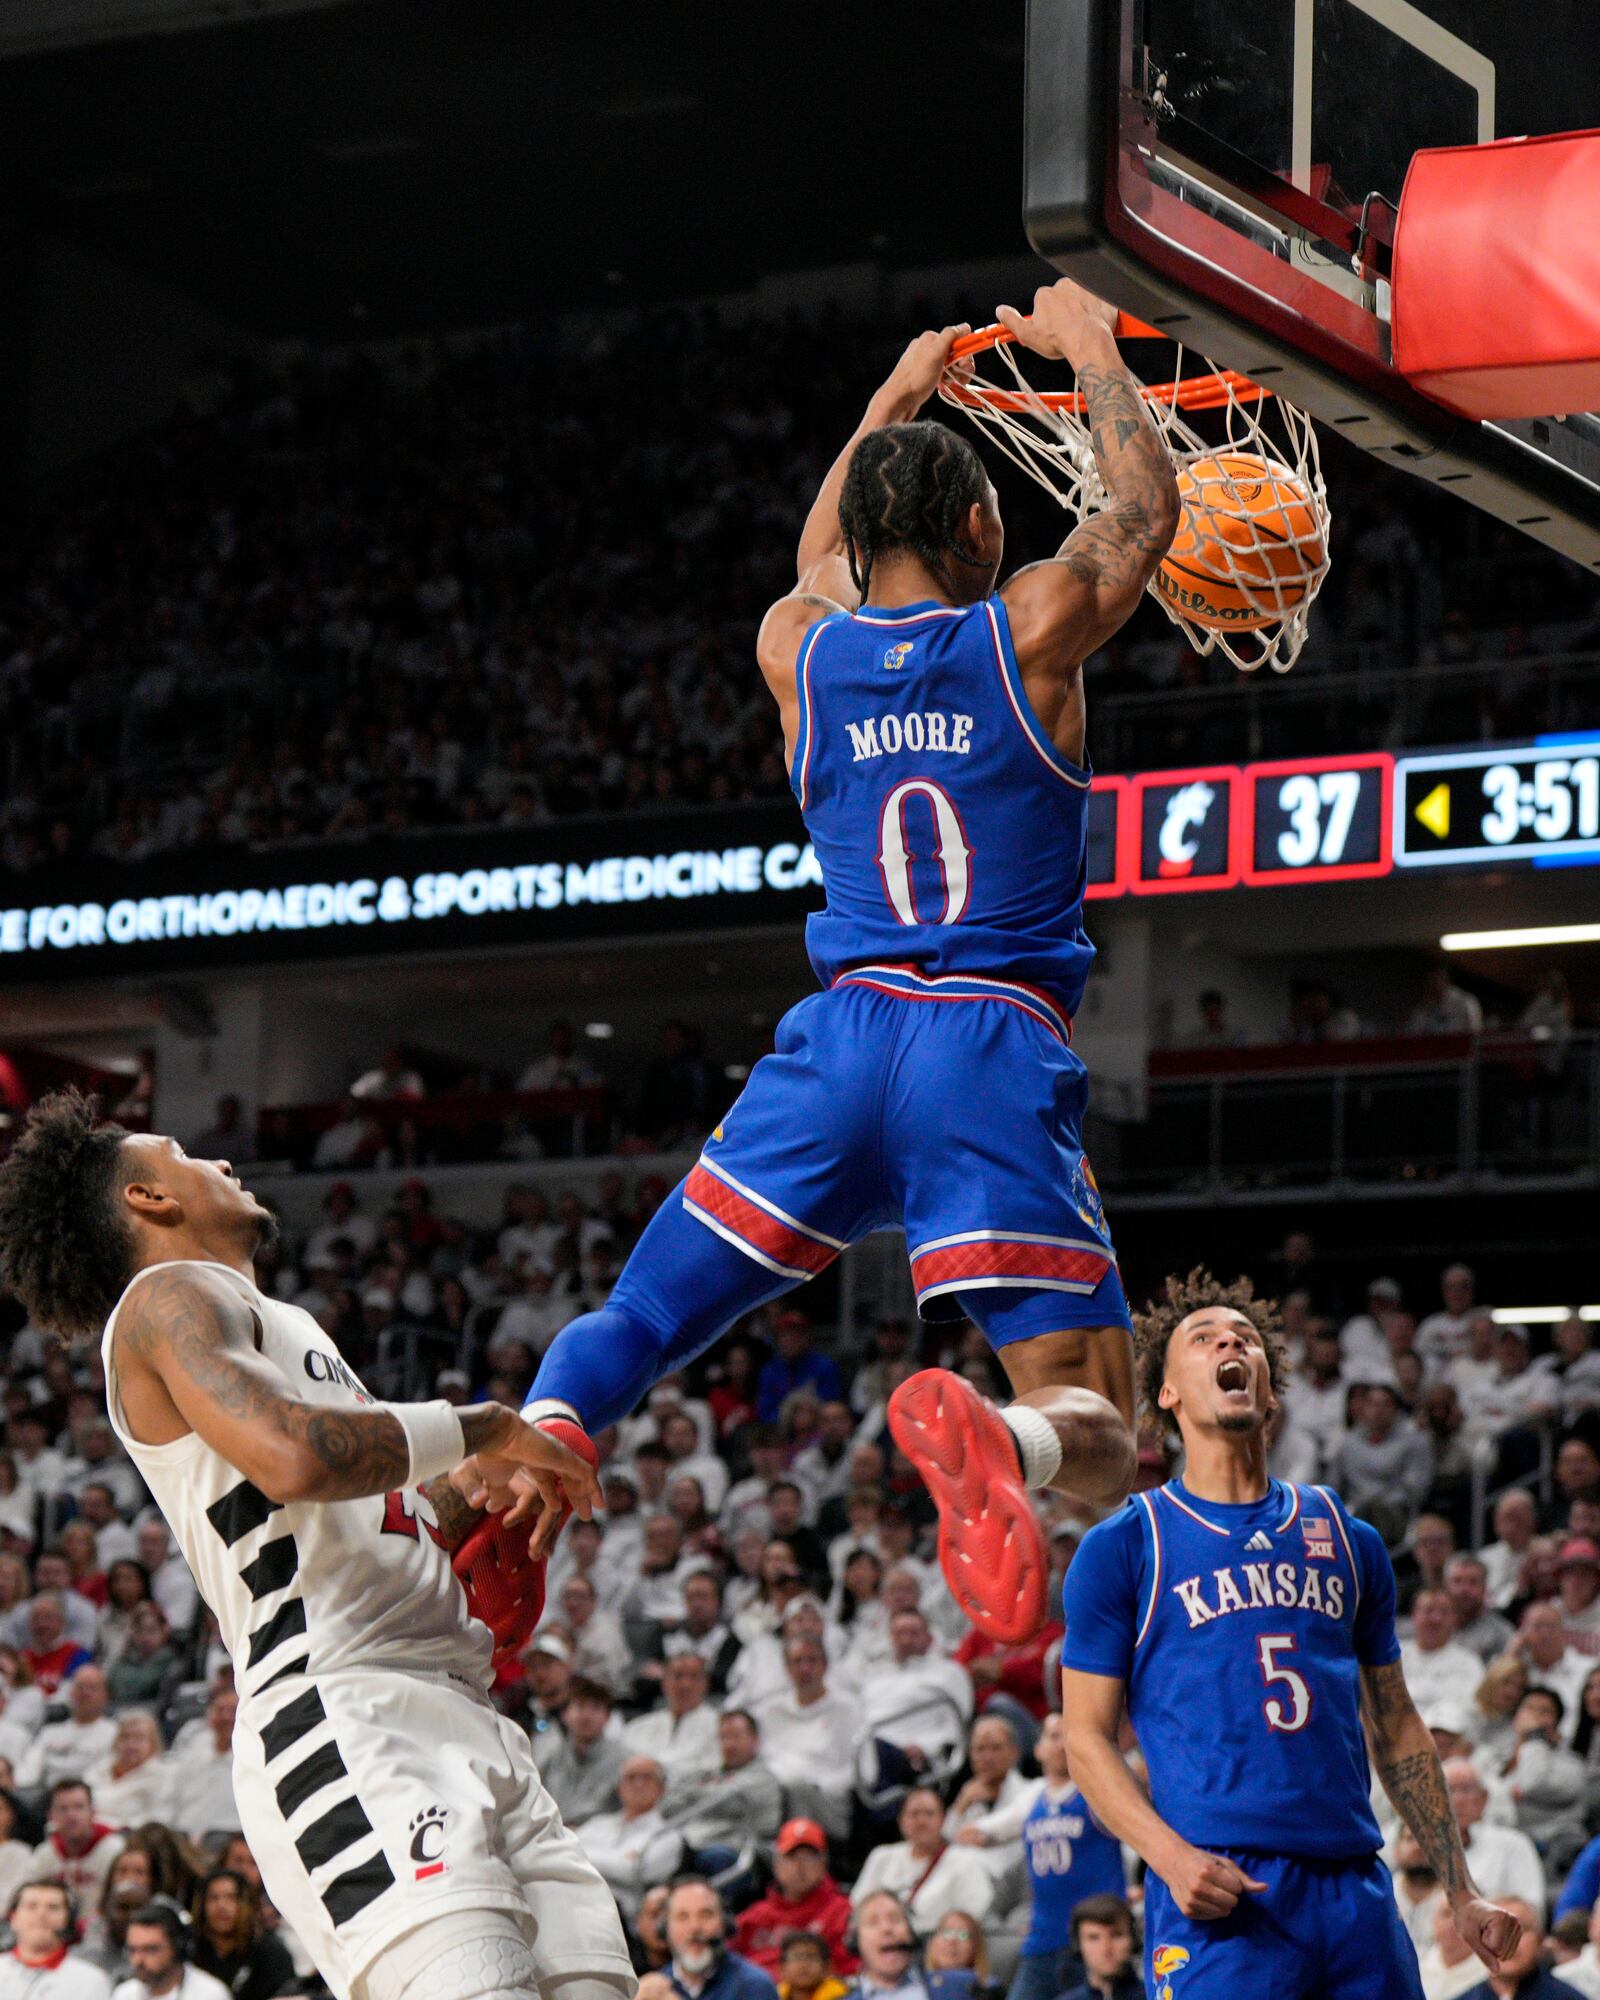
[0,0,1029,340]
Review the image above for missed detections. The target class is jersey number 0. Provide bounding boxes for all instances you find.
[877,778,973,926]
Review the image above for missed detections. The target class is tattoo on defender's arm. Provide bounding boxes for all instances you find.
[120,1267,408,1499]
[1363,1661,1471,1900]
[1059,363,1180,593]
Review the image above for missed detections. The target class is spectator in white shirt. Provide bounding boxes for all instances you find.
[168,1689,239,1843]
[18,1667,117,1793]
[1399,1592,1485,1714]
[1438,1758,1545,1915]
[132,1524,196,1639]
[10,1413,69,1507]
[1328,1385,1434,1530]
[497,1185,560,1272]
[112,1901,231,1998]
[557,1573,636,1698]
[1498,1686,1588,1863]
[942,1716,1035,1882]
[27,1781,123,1928]
[790,1405,858,1515]
[86,1713,172,1831]
[574,1756,683,1918]
[74,1488,136,1573]
[1,1879,112,2000]
[621,1653,722,1787]
[1550,1317,1600,1428]
[348,1046,424,1100]
[752,1635,858,1833]
[1416,1263,1479,1371]
[1409,968,1483,1041]
[720,1431,789,1546]
[1481,1489,1540,1610]
[656,1411,729,1515]
[1339,1279,1406,1378]
[1506,1602,1591,1737]
[851,1789,994,1937]
[518,1022,601,1093]
[620,1516,694,1634]
[1447,1312,1501,1415]
[19,1556,98,1653]
[1464,1326,1561,1443]
[1444,1555,1514,1664]
[304,1180,377,1265]
[859,1612,974,1792]
[1415,1890,1489,2000]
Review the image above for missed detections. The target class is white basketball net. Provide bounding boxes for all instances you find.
[939,341,1333,674]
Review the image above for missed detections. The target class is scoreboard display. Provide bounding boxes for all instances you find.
[1244,754,1391,885]
[1394,742,1600,869]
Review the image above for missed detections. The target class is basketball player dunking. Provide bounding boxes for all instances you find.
[0,1094,635,2000]
[1061,1270,1520,1999]
[464,277,1181,1644]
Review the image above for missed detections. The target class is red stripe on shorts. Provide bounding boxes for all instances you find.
[685,1165,837,1276]
[910,1238,1110,1292]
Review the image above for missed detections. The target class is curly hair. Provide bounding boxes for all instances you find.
[0,1088,137,1339]
[1132,1266,1288,1443]
[838,422,990,599]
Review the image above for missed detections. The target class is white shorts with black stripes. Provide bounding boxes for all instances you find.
[232,1665,633,2000]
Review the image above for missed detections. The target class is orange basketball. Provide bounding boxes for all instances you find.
[1156,452,1326,632]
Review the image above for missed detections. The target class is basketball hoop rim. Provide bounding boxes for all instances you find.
[945,315,1275,417]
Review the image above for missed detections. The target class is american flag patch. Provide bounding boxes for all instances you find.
[1303,1517,1335,1560]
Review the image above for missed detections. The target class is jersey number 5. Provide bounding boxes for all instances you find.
[877,778,972,926]
[1256,1633,1311,1733]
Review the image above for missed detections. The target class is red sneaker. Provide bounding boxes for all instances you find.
[453,1417,598,1668]
[888,1369,1048,1644]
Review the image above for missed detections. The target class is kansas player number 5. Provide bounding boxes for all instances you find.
[1256,1633,1311,1732]
[877,778,973,926]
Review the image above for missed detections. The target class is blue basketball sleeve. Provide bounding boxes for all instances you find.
[1060,1508,1142,1681]
[1349,1515,1403,1667]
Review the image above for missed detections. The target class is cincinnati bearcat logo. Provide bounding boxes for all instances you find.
[409,1804,451,1880]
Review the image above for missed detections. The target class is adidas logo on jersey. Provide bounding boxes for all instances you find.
[1245,1531,1272,1552]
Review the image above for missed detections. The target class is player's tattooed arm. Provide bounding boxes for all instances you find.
[1362,1660,1471,1898]
[115,1265,544,1506]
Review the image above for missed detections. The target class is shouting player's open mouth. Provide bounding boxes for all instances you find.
[1216,1357,1251,1398]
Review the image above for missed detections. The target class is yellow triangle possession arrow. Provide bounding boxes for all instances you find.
[1414,782,1451,840]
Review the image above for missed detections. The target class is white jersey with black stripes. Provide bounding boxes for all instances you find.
[101,1260,491,1703]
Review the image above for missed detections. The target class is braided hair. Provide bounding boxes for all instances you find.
[838,422,991,599]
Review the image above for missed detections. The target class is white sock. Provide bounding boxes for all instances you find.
[1002,1403,1064,1489]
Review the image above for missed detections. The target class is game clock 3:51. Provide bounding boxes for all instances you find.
[1395,743,1600,867]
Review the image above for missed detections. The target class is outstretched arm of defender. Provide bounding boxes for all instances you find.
[999,279,1181,666]
[1062,1668,1266,1920]
[114,1263,598,1542]
[1361,1659,1522,1971]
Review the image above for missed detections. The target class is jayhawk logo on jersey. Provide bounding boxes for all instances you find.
[882,640,914,671]
[1152,1944,1189,1997]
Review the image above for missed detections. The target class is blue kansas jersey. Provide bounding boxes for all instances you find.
[793,596,1096,1013]
[1062,1479,1399,1859]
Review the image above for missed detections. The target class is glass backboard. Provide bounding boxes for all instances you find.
[1024,0,1600,568]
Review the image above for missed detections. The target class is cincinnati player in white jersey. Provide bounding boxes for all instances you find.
[0,1092,635,2000]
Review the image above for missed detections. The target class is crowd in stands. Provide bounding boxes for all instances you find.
[1178,965,1583,1052]
[5,1167,1600,1995]
[1,304,1597,884]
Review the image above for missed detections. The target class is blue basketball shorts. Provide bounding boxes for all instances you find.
[680,967,1129,1344]
[1144,1851,1425,2000]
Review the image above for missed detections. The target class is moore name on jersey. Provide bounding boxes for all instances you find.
[845,709,975,763]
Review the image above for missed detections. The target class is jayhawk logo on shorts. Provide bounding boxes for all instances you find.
[882,641,914,671]
[1069,1153,1106,1236]
[1152,1944,1190,1997]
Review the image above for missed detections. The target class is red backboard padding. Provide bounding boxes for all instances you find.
[1392,128,1600,422]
